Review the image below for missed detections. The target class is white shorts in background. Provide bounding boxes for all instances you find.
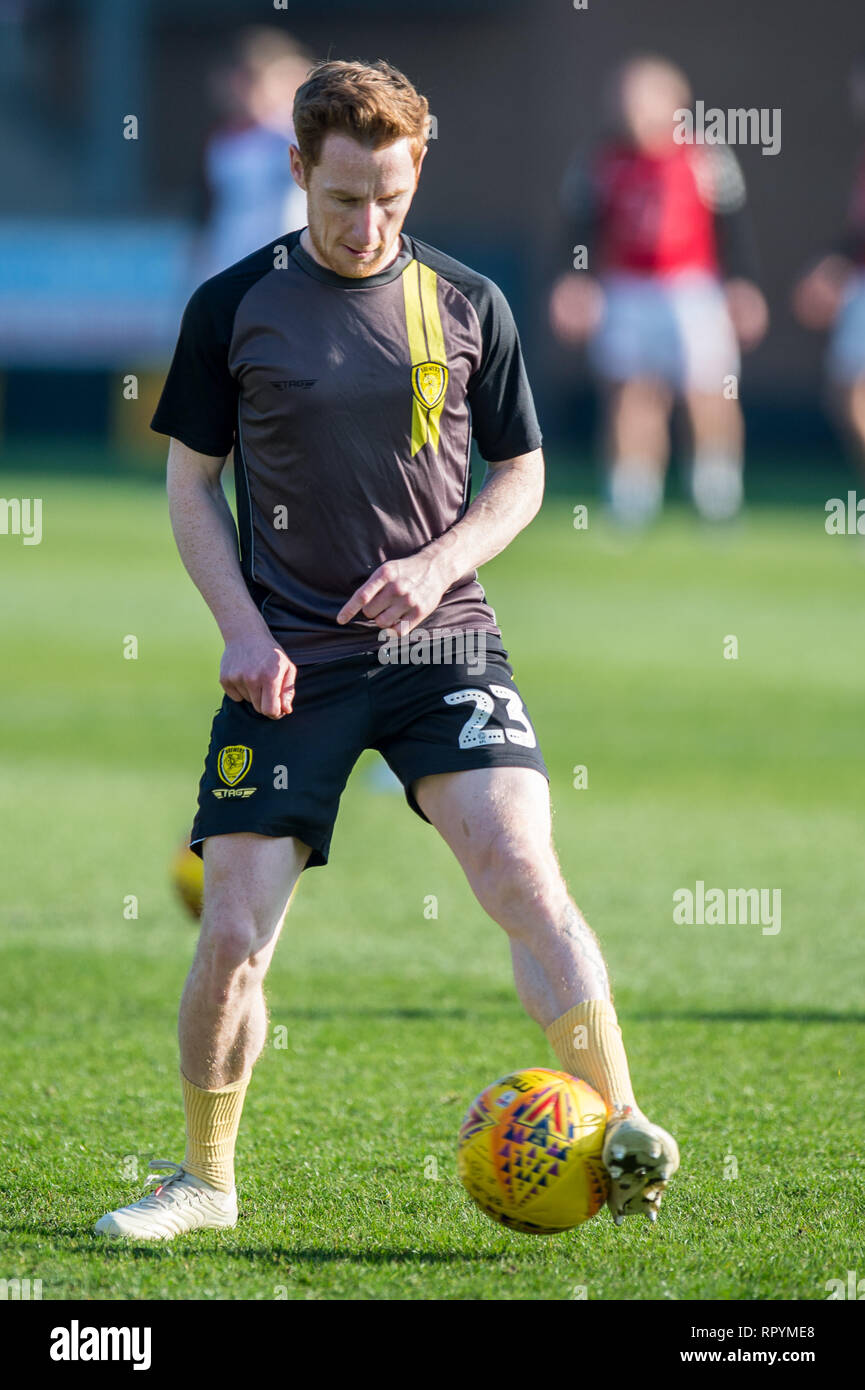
[828,272,865,385]
[590,271,740,394]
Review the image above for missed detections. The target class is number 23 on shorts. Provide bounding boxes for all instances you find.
[444,685,537,749]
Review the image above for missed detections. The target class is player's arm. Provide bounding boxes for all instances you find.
[793,252,855,330]
[702,146,769,350]
[166,437,296,718]
[337,448,544,634]
[431,447,545,577]
[793,177,865,330]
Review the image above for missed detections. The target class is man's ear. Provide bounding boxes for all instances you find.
[289,144,308,190]
[414,143,428,188]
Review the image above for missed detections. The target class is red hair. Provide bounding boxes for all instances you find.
[293,59,430,170]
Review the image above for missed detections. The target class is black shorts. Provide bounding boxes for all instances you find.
[190,632,548,868]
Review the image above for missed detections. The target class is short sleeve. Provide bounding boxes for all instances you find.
[467,279,543,464]
[150,280,239,457]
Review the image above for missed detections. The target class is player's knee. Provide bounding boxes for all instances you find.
[470,845,563,933]
[198,907,270,984]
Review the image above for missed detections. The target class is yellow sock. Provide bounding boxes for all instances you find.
[545,1000,637,1114]
[181,1071,250,1193]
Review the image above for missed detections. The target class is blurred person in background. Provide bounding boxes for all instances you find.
[793,48,865,482]
[550,55,768,526]
[194,27,313,283]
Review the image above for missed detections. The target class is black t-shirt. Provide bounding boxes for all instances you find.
[151,229,542,663]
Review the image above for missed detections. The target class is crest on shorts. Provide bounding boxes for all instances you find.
[412,361,448,411]
[217,744,252,787]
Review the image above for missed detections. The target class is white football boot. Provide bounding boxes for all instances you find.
[94,1160,237,1240]
[692,458,744,522]
[607,464,665,529]
[602,1108,680,1225]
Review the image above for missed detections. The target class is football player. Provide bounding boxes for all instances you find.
[96,59,678,1241]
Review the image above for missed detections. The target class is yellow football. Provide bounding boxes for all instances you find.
[170,841,204,920]
[457,1068,609,1234]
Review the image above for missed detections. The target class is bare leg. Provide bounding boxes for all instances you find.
[412,766,608,1028]
[604,377,674,527]
[179,832,311,1088]
[94,831,312,1235]
[413,766,679,1222]
[685,388,745,520]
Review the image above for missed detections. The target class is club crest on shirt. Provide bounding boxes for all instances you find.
[412,361,448,411]
[216,744,252,787]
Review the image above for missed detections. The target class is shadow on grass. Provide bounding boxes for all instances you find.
[6,1224,513,1267]
[278,1007,473,1021]
[211,1245,519,1266]
[136,1244,512,1266]
[268,1005,865,1025]
[628,1009,865,1025]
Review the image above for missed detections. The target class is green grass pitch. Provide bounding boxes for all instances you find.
[1,469,863,1300]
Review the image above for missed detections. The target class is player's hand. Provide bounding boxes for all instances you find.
[549,272,605,345]
[792,255,852,331]
[220,633,297,719]
[724,277,769,351]
[337,552,449,634]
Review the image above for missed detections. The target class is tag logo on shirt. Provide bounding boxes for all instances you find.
[271,379,317,390]
[411,361,448,411]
